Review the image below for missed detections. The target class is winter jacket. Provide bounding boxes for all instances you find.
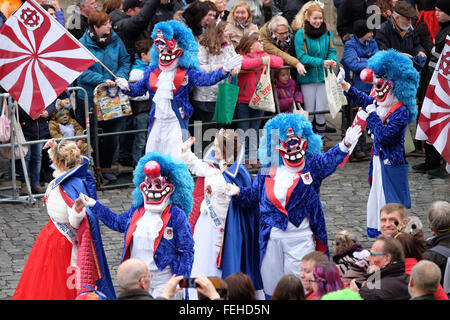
[341,35,379,92]
[294,27,338,84]
[18,104,55,141]
[225,19,259,48]
[359,261,410,300]
[260,21,300,68]
[109,0,160,58]
[375,18,425,57]
[424,232,450,286]
[429,21,450,73]
[77,30,131,104]
[275,78,303,113]
[67,13,88,40]
[332,244,370,283]
[404,258,449,300]
[337,0,376,40]
[152,0,185,27]
[237,52,284,104]
[193,43,241,103]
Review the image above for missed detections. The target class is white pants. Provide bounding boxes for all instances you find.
[367,155,386,234]
[146,117,183,159]
[149,266,184,300]
[300,82,328,124]
[260,220,315,296]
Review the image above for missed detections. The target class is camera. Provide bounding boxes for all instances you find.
[355,280,364,289]
[179,278,198,288]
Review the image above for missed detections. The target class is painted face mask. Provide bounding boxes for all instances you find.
[276,128,308,168]
[154,29,183,68]
[140,161,174,208]
[361,68,394,105]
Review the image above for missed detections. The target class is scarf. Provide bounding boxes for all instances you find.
[234,18,250,30]
[132,59,150,71]
[271,32,293,52]
[88,26,112,49]
[304,21,327,39]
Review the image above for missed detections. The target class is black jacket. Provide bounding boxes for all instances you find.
[109,0,160,60]
[337,0,376,41]
[67,13,89,40]
[18,104,56,141]
[152,0,184,26]
[375,19,425,56]
[424,232,450,286]
[428,21,450,73]
[117,288,154,300]
[359,262,411,300]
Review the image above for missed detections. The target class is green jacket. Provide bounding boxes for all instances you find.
[294,27,337,84]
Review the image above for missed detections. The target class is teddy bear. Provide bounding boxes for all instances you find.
[49,99,90,155]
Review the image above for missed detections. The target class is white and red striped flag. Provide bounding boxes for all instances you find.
[416,35,450,172]
[0,0,97,119]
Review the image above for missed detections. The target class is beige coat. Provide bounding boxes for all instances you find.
[225,20,259,48]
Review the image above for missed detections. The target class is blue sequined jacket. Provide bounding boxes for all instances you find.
[235,144,348,258]
[90,202,194,277]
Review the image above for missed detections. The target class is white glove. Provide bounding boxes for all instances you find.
[179,107,186,118]
[337,67,346,85]
[79,193,96,207]
[343,125,362,147]
[116,77,130,91]
[366,103,376,114]
[225,183,240,197]
[223,55,243,73]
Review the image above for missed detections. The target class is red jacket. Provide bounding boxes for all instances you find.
[237,52,284,104]
[405,258,449,300]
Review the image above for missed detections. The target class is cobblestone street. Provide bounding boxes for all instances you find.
[0,151,448,299]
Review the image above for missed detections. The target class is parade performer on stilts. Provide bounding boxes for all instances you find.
[336,49,420,238]
[13,139,115,300]
[75,152,194,299]
[226,113,362,298]
[115,20,242,159]
[180,129,263,299]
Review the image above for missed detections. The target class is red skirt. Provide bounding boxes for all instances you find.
[13,219,77,300]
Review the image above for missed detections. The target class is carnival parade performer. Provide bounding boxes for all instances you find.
[336,49,420,238]
[75,152,195,299]
[180,129,262,299]
[115,20,242,159]
[13,139,115,300]
[226,113,362,298]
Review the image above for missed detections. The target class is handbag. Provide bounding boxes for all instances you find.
[249,58,276,113]
[0,102,28,160]
[324,67,347,119]
[0,97,10,143]
[93,83,133,121]
[212,75,239,124]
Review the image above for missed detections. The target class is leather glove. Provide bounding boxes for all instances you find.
[223,55,243,73]
[79,193,96,207]
[343,125,362,148]
[116,77,130,91]
[225,183,240,196]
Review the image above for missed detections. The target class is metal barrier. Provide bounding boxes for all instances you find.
[0,87,91,203]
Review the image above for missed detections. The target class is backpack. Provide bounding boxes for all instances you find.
[429,245,450,296]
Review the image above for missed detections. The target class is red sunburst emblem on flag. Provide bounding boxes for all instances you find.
[0,0,96,119]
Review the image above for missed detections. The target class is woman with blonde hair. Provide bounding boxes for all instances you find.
[225,1,259,47]
[294,1,337,137]
[13,139,115,300]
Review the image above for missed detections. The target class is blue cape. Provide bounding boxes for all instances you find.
[202,147,263,290]
[51,156,116,299]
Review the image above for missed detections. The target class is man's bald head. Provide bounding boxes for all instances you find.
[117,258,150,291]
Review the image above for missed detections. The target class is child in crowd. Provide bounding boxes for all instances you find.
[128,39,152,167]
[234,32,283,168]
[274,67,303,113]
[294,1,338,137]
[332,229,370,283]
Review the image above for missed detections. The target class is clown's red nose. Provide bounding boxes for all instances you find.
[144,161,161,178]
[360,68,374,84]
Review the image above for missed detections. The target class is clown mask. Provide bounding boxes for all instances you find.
[361,68,395,107]
[154,29,183,70]
[140,161,174,212]
[276,128,308,170]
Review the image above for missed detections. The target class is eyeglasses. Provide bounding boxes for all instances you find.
[307,279,317,283]
[275,31,289,36]
[369,251,386,256]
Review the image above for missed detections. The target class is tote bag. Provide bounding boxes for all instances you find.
[292,101,309,119]
[94,84,133,121]
[212,75,239,125]
[0,97,10,143]
[0,103,28,160]
[249,59,276,113]
[324,67,347,119]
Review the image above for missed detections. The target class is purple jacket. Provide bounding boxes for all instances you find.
[275,79,303,113]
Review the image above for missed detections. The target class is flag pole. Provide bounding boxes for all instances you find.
[96,60,118,79]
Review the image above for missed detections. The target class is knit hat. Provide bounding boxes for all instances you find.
[353,19,372,39]
[436,0,450,16]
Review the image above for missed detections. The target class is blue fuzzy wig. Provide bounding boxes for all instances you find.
[368,49,420,124]
[149,20,200,71]
[131,152,194,215]
[258,113,323,167]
